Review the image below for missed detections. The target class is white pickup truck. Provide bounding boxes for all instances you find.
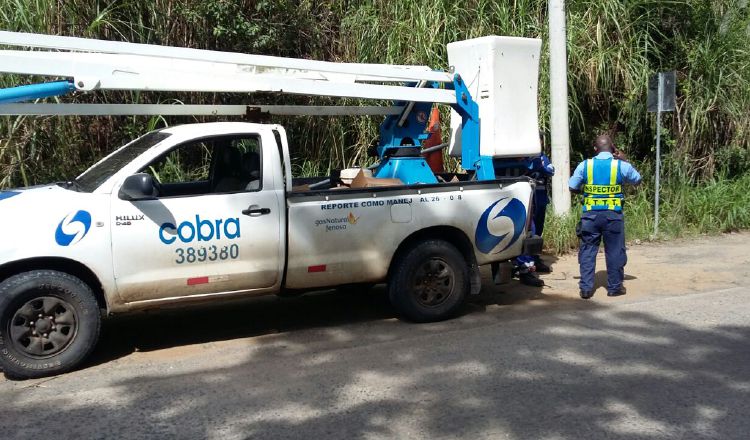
[0,31,547,378]
[0,121,540,378]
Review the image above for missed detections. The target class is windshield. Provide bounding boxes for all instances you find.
[75,131,172,192]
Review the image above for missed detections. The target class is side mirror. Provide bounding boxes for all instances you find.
[119,173,157,201]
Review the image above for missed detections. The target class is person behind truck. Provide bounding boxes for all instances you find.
[568,134,642,299]
[528,137,555,273]
[494,146,554,287]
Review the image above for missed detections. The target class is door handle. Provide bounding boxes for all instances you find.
[242,206,271,216]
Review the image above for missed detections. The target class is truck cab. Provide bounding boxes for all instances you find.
[98,123,288,305]
[1,123,288,307]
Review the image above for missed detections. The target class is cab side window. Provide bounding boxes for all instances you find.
[212,137,262,193]
[141,135,262,198]
[147,140,212,186]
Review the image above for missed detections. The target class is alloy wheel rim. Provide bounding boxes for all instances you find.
[9,295,78,358]
[411,257,455,307]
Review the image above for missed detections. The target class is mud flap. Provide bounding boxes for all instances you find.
[522,235,543,256]
[491,261,514,285]
[469,261,482,295]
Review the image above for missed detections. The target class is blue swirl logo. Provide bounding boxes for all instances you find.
[475,198,527,254]
[55,210,92,246]
[0,191,20,201]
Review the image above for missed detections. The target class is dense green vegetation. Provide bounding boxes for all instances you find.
[545,168,750,254]
[1,1,748,244]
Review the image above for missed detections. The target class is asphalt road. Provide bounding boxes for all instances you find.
[1,234,749,439]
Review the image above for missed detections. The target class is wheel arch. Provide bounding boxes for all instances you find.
[0,257,107,312]
[389,226,481,295]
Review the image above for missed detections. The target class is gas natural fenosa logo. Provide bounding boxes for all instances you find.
[474,198,526,254]
[314,212,360,231]
[55,210,92,246]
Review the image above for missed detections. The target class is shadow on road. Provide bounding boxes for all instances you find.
[571,270,638,291]
[89,285,397,364]
[3,279,747,439]
[88,275,550,367]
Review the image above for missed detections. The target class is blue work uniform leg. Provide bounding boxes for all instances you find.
[602,210,627,292]
[533,189,549,236]
[578,213,602,293]
[531,190,552,272]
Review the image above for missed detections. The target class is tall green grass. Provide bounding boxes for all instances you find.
[543,168,750,255]
[0,1,748,187]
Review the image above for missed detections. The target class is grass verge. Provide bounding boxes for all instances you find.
[542,170,750,255]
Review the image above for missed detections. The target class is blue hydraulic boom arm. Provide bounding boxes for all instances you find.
[0,80,74,104]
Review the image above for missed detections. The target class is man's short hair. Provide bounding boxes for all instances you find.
[594,134,614,151]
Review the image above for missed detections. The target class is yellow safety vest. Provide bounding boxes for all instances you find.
[582,158,623,212]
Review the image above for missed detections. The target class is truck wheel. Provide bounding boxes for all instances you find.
[0,270,101,379]
[388,240,469,322]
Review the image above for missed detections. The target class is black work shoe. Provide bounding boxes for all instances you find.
[580,290,594,299]
[607,288,626,297]
[535,260,552,273]
[519,272,544,287]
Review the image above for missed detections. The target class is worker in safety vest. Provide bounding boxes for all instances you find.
[568,134,642,299]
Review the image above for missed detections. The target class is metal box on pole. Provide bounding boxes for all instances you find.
[647,71,676,236]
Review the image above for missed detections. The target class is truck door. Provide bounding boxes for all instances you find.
[109,133,283,303]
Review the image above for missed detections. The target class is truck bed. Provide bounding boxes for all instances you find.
[284,177,534,289]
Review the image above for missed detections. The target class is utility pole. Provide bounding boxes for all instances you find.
[548,0,571,215]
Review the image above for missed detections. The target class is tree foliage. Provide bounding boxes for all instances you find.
[1,0,748,187]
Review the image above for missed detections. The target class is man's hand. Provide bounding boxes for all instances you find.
[613,149,628,162]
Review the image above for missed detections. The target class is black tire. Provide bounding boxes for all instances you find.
[0,270,101,379]
[388,240,469,322]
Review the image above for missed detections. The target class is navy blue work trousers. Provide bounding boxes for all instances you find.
[516,189,548,270]
[532,189,549,236]
[578,210,627,293]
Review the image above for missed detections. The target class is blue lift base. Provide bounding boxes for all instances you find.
[373,156,438,185]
